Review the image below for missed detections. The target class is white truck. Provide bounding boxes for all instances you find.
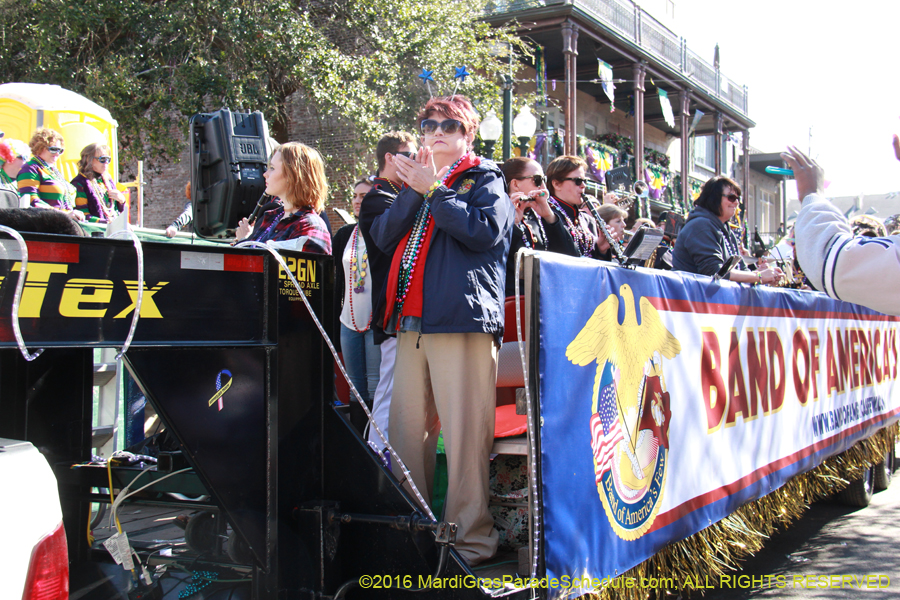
[0,438,69,600]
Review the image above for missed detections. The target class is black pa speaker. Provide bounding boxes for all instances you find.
[190,108,270,238]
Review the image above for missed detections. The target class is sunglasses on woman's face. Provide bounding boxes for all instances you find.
[94,156,112,164]
[420,118,463,136]
[514,174,545,187]
[48,146,64,155]
[562,177,586,187]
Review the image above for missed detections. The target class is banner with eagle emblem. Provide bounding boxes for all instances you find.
[534,252,900,597]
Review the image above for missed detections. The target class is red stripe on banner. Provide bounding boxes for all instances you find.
[647,296,900,323]
[27,241,80,263]
[650,407,900,532]
[224,254,264,273]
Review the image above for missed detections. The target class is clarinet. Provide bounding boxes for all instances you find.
[582,194,625,263]
[247,193,273,226]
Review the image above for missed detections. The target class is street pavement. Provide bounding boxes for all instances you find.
[701,473,899,599]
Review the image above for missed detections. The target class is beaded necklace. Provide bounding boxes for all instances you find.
[517,223,533,249]
[87,174,116,220]
[347,225,372,332]
[383,179,401,195]
[34,156,76,210]
[525,208,548,248]
[395,153,468,316]
[350,225,368,293]
[722,224,742,267]
[548,197,592,256]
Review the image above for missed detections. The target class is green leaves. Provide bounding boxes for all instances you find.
[1,0,530,192]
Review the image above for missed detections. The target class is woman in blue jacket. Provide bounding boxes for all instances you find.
[370,95,513,566]
[673,175,782,285]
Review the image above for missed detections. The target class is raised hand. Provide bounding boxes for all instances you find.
[780,146,825,203]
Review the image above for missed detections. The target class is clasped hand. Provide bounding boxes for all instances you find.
[394,148,448,196]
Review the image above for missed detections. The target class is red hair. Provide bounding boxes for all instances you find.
[416,96,479,139]
[0,141,14,164]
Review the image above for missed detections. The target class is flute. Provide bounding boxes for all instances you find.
[582,194,624,263]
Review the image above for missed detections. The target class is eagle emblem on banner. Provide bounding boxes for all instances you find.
[567,284,681,540]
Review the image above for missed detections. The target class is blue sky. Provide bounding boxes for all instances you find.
[674,0,900,199]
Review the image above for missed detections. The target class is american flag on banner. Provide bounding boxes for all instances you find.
[591,364,623,486]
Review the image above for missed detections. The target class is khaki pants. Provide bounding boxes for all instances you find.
[390,331,500,564]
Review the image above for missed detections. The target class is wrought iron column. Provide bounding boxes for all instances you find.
[742,129,750,203]
[562,22,578,155]
[632,61,647,182]
[714,112,724,175]
[679,90,692,208]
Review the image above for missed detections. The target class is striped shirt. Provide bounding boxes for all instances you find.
[0,168,16,193]
[169,203,192,231]
[248,206,332,254]
[17,158,73,210]
[71,173,118,222]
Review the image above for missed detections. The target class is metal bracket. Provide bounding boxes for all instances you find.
[434,521,457,546]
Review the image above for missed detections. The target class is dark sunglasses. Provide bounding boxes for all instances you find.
[395,151,415,159]
[562,177,586,186]
[48,146,65,155]
[420,119,463,136]
[722,193,741,202]
[94,156,112,164]
[514,174,546,187]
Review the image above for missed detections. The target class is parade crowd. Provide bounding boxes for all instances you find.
[2,97,899,567]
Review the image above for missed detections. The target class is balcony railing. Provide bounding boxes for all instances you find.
[485,0,749,116]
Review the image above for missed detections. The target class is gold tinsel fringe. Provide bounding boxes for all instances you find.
[582,423,897,600]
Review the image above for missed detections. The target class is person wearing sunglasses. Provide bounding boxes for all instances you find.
[369,95,513,566]
[357,130,418,450]
[672,175,782,285]
[71,143,126,223]
[545,155,604,258]
[17,127,84,221]
[500,157,579,296]
[0,138,30,199]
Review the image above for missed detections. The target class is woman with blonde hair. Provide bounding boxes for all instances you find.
[71,142,126,222]
[17,127,83,221]
[595,203,628,262]
[235,142,332,254]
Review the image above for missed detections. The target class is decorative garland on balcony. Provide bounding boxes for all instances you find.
[597,132,634,156]
[588,424,897,600]
[535,46,547,105]
[644,147,671,168]
[551,132,564,157]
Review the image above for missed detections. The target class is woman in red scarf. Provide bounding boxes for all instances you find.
[369,96,513,566]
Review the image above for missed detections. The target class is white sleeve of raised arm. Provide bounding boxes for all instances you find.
[795,193,900,315]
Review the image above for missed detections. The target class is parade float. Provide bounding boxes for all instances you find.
[0,107,895,599]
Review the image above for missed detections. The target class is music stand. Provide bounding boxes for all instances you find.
[620,227,664,265]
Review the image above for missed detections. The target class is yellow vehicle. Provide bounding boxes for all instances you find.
[0,82,119,183]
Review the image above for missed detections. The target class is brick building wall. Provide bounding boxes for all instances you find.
[136,92,378,236]
[133,144,192,230]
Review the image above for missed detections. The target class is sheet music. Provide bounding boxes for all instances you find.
[625,229,663,261]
